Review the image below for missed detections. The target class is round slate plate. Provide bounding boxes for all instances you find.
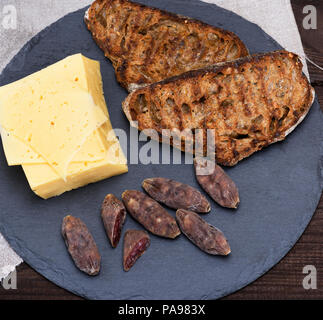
[0,0,322,300]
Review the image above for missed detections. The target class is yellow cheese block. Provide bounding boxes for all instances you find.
[0,54,108,180]
[0,54,128,198]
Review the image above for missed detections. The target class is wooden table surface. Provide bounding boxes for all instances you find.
[0,0,322,300]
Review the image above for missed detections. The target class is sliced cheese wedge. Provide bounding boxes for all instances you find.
[0,54,128,198]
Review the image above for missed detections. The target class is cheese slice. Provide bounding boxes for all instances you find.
[1,128,43,164]
[1,127,106,165]
[0,54,108,180]
[22,127,128,199]
[22,141,128,199]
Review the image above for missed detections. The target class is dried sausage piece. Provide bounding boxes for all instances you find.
[123,229,150,272]
[101,194,127,248]
[176,209,231,256]
[62,215,101,276]
[142,177,211,213]
[122,190,181,239]
[194,157,240,209]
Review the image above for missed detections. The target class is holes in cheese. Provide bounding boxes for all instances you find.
[0,128,45,165]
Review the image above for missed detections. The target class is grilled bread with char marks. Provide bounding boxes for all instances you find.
[85,0,249,91]
[123,51,315,166]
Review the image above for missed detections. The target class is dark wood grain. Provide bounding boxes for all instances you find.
[0,0,322,300]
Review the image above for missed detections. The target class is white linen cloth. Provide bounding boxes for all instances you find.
[0,0,309,280]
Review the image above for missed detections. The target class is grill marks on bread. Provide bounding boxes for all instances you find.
[85,0,249,90]
[123,51,314,166]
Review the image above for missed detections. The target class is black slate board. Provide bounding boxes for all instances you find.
[0,0,322,300]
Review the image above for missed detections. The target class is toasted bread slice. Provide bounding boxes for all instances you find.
[85,0,249,91]
[123,51,315,166]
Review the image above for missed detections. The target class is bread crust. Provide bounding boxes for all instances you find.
[85,0,249,91]
[122,51,315,166]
